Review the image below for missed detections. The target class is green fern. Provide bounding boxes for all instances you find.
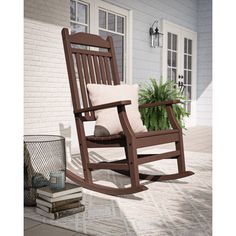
[139,78,189,131]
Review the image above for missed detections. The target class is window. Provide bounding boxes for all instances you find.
[70,0,89,34]
[98,9,125,81]
[69,0,131,83]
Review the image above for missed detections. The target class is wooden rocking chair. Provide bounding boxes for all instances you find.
[62,28,194,196]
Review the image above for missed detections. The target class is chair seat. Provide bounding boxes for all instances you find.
[86,129,179,142]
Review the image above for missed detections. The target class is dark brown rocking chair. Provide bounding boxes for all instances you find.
[62,28,194,196]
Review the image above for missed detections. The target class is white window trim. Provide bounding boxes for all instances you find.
[73,0,133,84]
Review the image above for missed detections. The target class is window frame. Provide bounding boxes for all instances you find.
[70,0,133,84]
[70,0,90,33]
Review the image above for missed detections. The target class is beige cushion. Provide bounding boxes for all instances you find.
[87,84,147,136]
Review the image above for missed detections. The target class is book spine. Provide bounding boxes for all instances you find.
[38,192,82,202]
[36,197,82,208]
[51,201,81,213]
[51,197,82,208]
[54,205,85,219]
[37,204,50,213]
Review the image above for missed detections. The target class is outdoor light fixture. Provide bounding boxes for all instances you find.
[149,20,163,48]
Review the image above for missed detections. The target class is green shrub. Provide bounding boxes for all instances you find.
[139,78,189,131]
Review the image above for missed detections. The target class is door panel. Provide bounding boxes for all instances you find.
[162,20,197,126]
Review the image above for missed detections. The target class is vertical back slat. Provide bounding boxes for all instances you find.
[75,54,89,117]
[104,57,112,85]
[93,56,101,84]
[81,54,90,84]
[82,54,95,119]
[99,56,107,84]
[107,36,120,85]
[88,55,96,83]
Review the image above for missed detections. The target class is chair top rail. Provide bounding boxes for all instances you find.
[68,31,111,49]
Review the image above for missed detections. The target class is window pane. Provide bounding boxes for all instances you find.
[70,0,76,21]
[70,23,87,34]
[167,51,171,66]
[108,13,115,31]
[117,16,124,33]
[99,30,124,81]
[188,55,192,69]
[184,38,187,53]
[167,68,171,80]
[172,34,177,51]
[184,102,191,114]
[188,71,192,84]
[184,87,188,99]
[76,2,87,24]
[184,70,187,84]
[188,39,192,54]
[184,86,192,100]
[168,32,171,49]
[172,52,177,67]
[188,86,192,99]
[188,102,191,114]
[172,69,176,83]
[99,10,106,29]
[184,55,187,69]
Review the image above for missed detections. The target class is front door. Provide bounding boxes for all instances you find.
[162,20,197,126]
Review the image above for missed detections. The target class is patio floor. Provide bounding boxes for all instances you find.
[24,126,212,236]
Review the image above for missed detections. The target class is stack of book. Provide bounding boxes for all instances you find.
[36,182,84,220]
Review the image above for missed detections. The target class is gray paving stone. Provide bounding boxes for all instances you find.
[24,218,41,230]
[24,224,76,236]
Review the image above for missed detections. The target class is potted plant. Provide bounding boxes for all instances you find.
[139,78,189,131]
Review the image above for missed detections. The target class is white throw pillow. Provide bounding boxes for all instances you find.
[87,84,147,136]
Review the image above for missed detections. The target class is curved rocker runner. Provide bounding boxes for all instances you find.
[62,28,194,196]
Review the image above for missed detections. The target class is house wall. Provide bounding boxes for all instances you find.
[24,0,77,154]
[24,0,212,154]
[196,0,212,126]
[104,0,198,83]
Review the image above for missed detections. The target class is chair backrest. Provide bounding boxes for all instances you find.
[62,28,120,121]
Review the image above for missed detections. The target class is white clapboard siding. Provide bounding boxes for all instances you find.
[197,0,212,126]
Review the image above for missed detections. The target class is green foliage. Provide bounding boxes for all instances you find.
[139,78,189,131]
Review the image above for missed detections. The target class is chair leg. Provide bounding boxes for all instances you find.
[175,132,186,173]
[75,118,93,184]
[125,144,140,187]
[79,143,93,183]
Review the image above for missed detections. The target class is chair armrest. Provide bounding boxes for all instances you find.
[74,100,131,115]
[139,99,181,109]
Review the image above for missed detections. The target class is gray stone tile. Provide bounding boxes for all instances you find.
[170,228,210,236]
[24,218,41,230]
[72,233,90,236]
[24,223,75,236]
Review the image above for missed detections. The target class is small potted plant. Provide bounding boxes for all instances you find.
[139,78,189,131]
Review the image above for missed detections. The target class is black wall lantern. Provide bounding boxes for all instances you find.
[149,20,163,48]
